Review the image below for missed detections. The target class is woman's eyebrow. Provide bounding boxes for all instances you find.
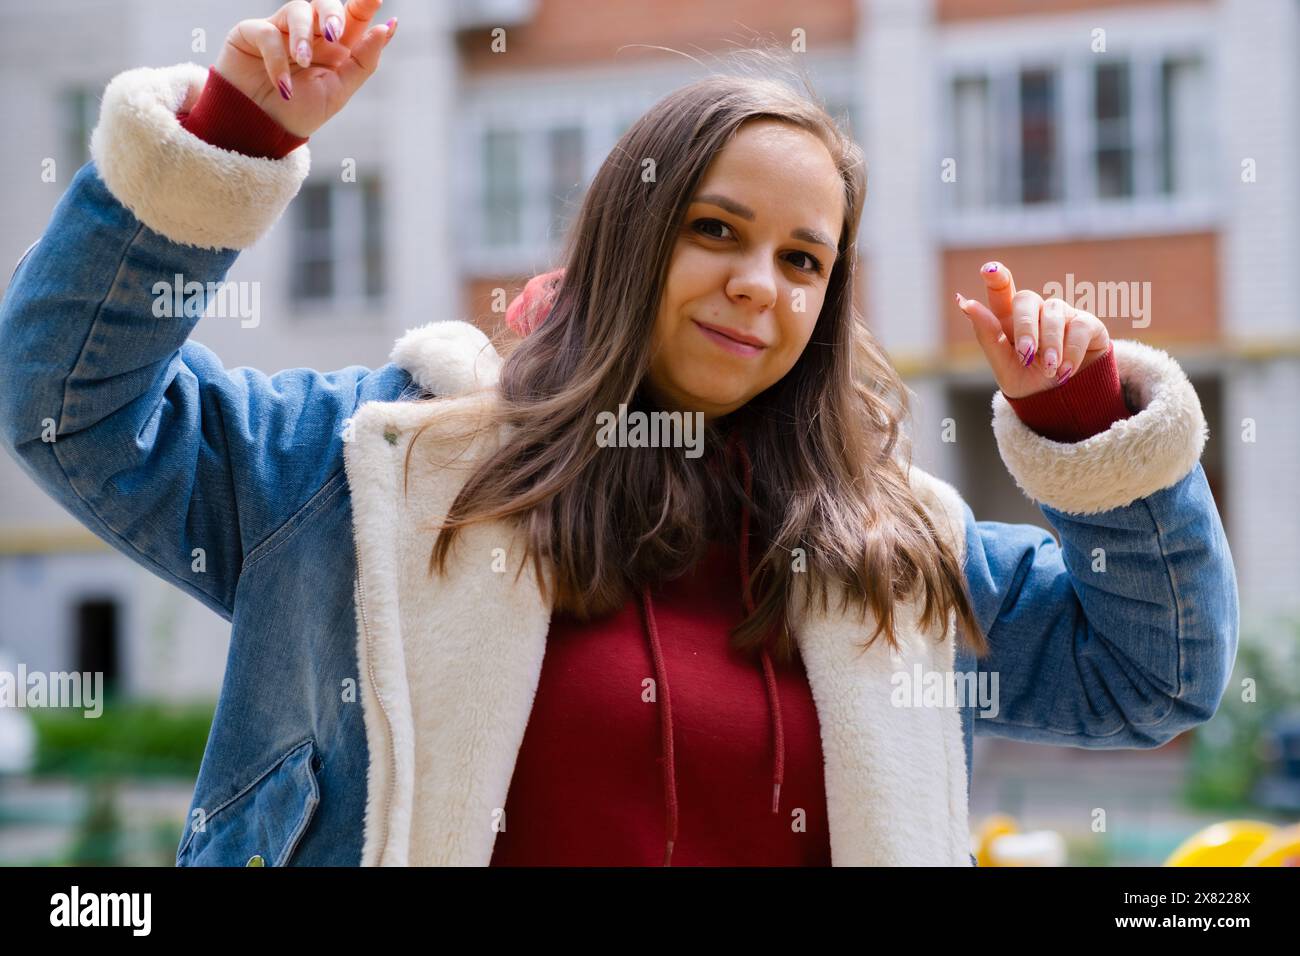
[694,193,836,253]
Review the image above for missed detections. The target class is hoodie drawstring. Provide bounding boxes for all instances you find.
[636,429,786,867]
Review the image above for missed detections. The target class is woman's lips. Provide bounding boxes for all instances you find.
[692,319,766,357]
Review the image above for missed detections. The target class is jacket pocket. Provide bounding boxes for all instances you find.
[176,739,322,867]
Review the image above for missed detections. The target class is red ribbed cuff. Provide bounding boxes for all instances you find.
[178,66,308,159]
[1003,342,1131,443]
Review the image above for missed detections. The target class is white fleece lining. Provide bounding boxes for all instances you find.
[991,338,1208,515]
[344,320,976,865]
[88,63,311,251]
[389,321,504,397]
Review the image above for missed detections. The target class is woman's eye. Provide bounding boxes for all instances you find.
[693,217,733,240]
[787,251,823,274]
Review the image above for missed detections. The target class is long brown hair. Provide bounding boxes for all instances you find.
[406,48,987,664]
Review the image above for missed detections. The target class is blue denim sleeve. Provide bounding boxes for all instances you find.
[961,462,1238,747]
[0,160,410,622]
[958,340,1240,748]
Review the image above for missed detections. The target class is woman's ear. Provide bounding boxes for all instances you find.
[506,268,566,336]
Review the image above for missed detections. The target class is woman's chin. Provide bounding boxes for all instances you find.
[645,367,755,419]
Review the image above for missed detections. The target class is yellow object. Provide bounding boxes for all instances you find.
[1242,823,1300,867]
[988,830,1068,867]
[974,814,1019,868]
[1164,820,1277,867]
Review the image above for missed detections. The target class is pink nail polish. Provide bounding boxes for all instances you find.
[983,262,1000,274]
[1017,335,1034,365]
[1057,365,1072,385]
[278,77,292,100]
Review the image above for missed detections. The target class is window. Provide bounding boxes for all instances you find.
[290,177,386,306]
[1160,55,1207,196]
[293,182,333,299]
[951,76,994,208]
[1094,62,1133,199]
[483,128,523,246]
[1018,68,1059,204]
[944,50,1210,226]
[948,66,1063,207]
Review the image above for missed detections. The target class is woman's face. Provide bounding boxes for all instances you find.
[645,119,845,421]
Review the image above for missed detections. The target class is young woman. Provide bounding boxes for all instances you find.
[0,0,1237,867]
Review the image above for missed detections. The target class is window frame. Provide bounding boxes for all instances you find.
[937,17,1218,247]
[288,176,388,317]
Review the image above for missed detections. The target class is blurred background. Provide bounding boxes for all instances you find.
[0,0,1297,866]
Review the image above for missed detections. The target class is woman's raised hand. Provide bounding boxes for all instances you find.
[213,0,396,139]
[956,262,1112,399]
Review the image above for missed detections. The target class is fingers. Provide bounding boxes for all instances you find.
[963,262,1112,392]
[1058,310,1109,386]
[1038,298,1067,377]
[337,21,395,98]
[981,259,1042,364]
[1057,316,1089,386]
[314,0,347,43]
[285,0,313,68]
[340,0,385,47]
[980,260,1015,321]
[268,1,316,68]
[954,293,1021,381]
[1009,289,1042,368]
[238,19,295,99]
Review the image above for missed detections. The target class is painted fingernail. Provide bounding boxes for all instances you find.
[982,261,1001,275]
[1043,347,1058,372]
[1017,335,1035,366]
[278,76,293,100]
[386,17,398,38]
[1057,364,1073,386]
[296,40,312,67]
[325,15,343,42]
[954,291,966,309]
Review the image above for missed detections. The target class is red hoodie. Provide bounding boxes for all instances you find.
[176,67,1134,865]
[489,428,828,866]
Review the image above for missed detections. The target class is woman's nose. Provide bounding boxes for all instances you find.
[726,254,778,311]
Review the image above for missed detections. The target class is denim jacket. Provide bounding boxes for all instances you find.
[0,63,1238,866]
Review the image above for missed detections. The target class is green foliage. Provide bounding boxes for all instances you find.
[65,776,123,866]
[29,698,216,778]
[1185,614,1300,810]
